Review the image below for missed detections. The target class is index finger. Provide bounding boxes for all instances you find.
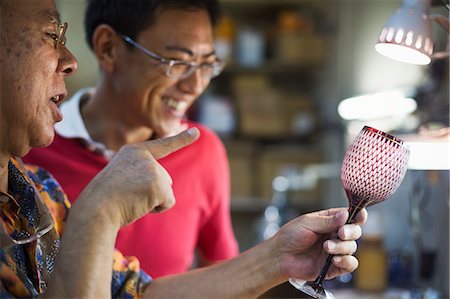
[353,208,367,225]
[140,127,200,159]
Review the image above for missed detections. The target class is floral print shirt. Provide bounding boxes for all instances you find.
[0,158,151,298]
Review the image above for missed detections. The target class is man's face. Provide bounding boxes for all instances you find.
[0,0,77,157]
[112,8,216,138]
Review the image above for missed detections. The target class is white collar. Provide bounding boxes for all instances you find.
[55,87,95,141]
[55,87,115,160]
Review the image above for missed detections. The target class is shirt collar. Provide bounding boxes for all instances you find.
[54,87,95,141]
[54,87,115,160]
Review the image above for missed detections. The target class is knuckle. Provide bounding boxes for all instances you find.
[155,138,171,148]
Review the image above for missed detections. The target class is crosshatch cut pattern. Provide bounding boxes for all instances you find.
[341,126,410,205]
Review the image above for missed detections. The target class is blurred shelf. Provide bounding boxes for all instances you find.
[231,197,268,213]
[229,134,321,144]
[222,62,324,75]
[209,0,334,205]
[220,0,319,5]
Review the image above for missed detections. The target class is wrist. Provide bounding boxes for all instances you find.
[50,182,120,298]
[262,237,288,284]
[74,179,122,232]
[236,237,287,296]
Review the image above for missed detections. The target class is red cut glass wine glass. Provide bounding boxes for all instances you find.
[289,126,410,298]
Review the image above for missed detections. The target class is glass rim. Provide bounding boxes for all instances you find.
[362,125,406,146]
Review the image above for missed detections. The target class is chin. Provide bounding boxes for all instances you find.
[166,123,188,137]
[154,127,175,138]
[162,129,181,138]
[32,130,55,149]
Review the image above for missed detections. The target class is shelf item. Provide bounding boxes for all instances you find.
[226,140,256,200]
[230,74,318,139]
[257,145,324,206]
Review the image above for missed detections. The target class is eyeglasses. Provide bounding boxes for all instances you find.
[120,34,225,81]
[48,22,68,49]
[0,188,54,247]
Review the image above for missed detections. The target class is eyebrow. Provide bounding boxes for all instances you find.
[165,45,216,59]
[40,9,61,24]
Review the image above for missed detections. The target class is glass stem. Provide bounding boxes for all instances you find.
[314,255,334,285]
[312,204,364,286]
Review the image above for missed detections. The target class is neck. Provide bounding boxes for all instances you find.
[81,85,154,151]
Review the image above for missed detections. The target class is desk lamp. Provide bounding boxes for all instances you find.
[375,0,449,65]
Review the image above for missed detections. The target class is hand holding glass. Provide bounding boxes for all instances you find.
[289,126,410,298]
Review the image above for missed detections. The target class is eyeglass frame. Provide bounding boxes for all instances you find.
[119,34,225,81]
[0,159,54,247]
[47,22,68,49]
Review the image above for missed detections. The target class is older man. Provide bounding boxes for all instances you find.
[24,0,239,277]
[1,0,366,298]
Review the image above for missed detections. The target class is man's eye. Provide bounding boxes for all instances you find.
[171,59,190,65]
[45,32,58,41]
[201,62,215,67]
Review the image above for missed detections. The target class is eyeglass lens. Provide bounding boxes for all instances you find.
[168,62,223,81]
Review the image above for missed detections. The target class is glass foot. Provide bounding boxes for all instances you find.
[288,278,335,299]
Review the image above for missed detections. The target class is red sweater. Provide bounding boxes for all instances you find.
[24,123,238,277]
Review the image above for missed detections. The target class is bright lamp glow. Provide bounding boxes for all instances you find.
[338,90,417,120]
[375,43,431,65]
[375,0,433,65]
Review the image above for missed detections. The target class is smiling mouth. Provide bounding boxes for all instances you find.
[164,97,188,112]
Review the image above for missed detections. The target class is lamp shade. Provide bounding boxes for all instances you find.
[375,0,433,65]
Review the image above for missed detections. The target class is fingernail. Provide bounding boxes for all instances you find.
[187,127,199,136]
[333,256,342,263]
[342,226,350,239]
[327,241,336,250]
[335,209,345,220]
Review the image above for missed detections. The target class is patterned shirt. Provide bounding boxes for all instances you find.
[0,158,151,298]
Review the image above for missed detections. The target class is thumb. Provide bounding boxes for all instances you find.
[141,127,200,159]
[304,208,349,234]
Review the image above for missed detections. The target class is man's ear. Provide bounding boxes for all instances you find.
[91,24,119,73]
